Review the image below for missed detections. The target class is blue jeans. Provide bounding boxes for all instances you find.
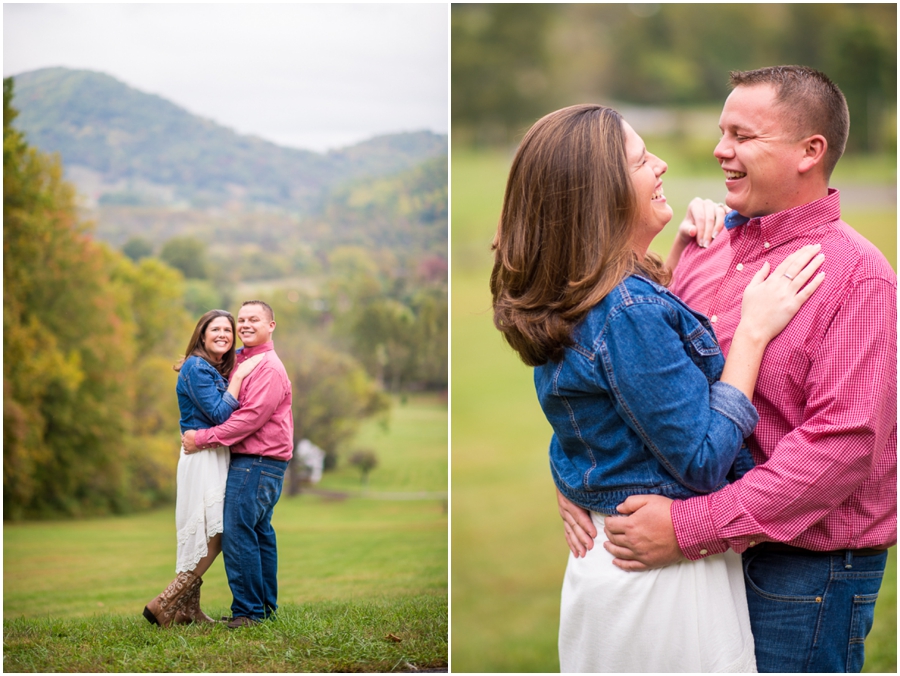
[742,547,888,672]
[222,453,288,621]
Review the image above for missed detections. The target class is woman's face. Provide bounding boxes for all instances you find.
[622,120,673,253]
[203,316,234,362]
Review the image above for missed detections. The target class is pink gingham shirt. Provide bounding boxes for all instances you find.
[669,189,897,559]
[194,341,294,461]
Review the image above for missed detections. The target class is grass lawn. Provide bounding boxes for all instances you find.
[321,392,448,495]
[4,393,447,672]
[450,147,897,672]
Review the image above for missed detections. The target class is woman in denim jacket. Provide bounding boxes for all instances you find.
[490,105,825,672]
[143,309,262,628]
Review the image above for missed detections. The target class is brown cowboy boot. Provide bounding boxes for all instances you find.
[143,570,197,628]
[173,576,215,625]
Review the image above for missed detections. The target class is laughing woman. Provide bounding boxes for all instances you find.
[142,309,263,627]
[490,104,825,672]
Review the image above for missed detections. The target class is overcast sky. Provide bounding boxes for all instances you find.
[4,3,448,153]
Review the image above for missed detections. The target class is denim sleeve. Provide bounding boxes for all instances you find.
[598,301,758,493]
[709,381,759,437]
[183,358,240,426]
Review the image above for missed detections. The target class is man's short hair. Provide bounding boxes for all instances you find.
[241,299,275,322]
[730,65,849,180]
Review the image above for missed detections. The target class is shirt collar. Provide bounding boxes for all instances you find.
[726,188,842,246]
[237,341,274,359]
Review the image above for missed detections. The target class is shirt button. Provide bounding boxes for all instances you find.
[764,242,770,248]
[710,315,718,323]
[699,549,708,555]
[749,541,756,547]
[736,263,744,271]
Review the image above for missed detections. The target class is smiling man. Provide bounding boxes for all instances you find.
[183,300,294,629]
[558,66,896,672]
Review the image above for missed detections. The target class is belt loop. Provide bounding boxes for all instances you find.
[844,550,853,570]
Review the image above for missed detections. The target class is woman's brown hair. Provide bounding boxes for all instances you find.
[491,104,670,367]
[173,309,237,378]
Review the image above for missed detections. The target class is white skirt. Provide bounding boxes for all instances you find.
[174,445,230,573]
[559,513,756,673]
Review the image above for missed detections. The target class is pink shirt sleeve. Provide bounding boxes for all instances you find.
[672,278,897,558]
[195,361,283,449]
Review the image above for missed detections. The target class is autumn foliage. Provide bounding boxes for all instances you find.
[3,78,193,519]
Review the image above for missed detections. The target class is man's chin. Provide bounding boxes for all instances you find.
[722,195,745,215]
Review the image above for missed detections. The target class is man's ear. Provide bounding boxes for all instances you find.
[798,135,827,174]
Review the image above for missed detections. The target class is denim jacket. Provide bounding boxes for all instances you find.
[177,355,240,434]
[536,274,757,515]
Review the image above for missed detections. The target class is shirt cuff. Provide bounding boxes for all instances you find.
[222,391,240,410]
[671,495,727,560]
[193,428,219,450]
[709,381,759,437]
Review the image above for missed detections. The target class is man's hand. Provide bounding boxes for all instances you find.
[182,430,198,454]
[556,488,597,558]
[603,494,684,571]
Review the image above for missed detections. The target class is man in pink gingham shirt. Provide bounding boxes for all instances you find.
[183,300,293,628]
[558,67,896,672]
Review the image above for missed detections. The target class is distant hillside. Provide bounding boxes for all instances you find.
[90,155,448,279]
[10,67,447,213]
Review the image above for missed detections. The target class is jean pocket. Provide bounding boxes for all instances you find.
[743,550,829,601]
[226,466,252,499]
[257,470,284,508]
[846,593,879,672]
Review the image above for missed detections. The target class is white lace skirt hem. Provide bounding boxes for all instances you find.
[174,445,230,573]
[559,512,757,673]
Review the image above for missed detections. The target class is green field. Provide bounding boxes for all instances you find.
[4,394,447,672]
[450,147,897,672]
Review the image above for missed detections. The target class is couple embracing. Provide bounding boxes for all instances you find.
[492,66,895,672]
[143,300,293,629]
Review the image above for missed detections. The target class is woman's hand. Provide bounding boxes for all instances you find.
[678,198,728,249]
[557,488,597,558]
[666,198,728,271]
[739,244,826,344]
[234,353,265,379]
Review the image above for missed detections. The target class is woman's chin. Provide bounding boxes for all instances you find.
[658,204,674,224]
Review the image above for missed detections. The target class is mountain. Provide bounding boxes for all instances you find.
[9,67,447,212]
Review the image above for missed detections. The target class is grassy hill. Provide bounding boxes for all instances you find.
[11,67,446,213]
[3,394,448,672]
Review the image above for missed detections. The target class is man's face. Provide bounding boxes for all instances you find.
[237,304,275,348]
[714,84,808,217]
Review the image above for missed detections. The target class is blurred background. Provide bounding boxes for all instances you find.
[451,3,896,672]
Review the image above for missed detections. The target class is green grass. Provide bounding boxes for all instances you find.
[4,393,447,672]
[3,597,445,672]
[323,392,448,494]
[450,147,897,672]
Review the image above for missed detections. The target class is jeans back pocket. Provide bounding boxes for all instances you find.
[257,469,284,508]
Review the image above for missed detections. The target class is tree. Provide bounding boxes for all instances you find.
[5,77,135,517]
[160,235,209,280]
[452,4,559,145]
[284,339,390,471]
[349,449,379,487]
[122,236,154,261]
[451,4,897,154]
[4,77,191,518]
